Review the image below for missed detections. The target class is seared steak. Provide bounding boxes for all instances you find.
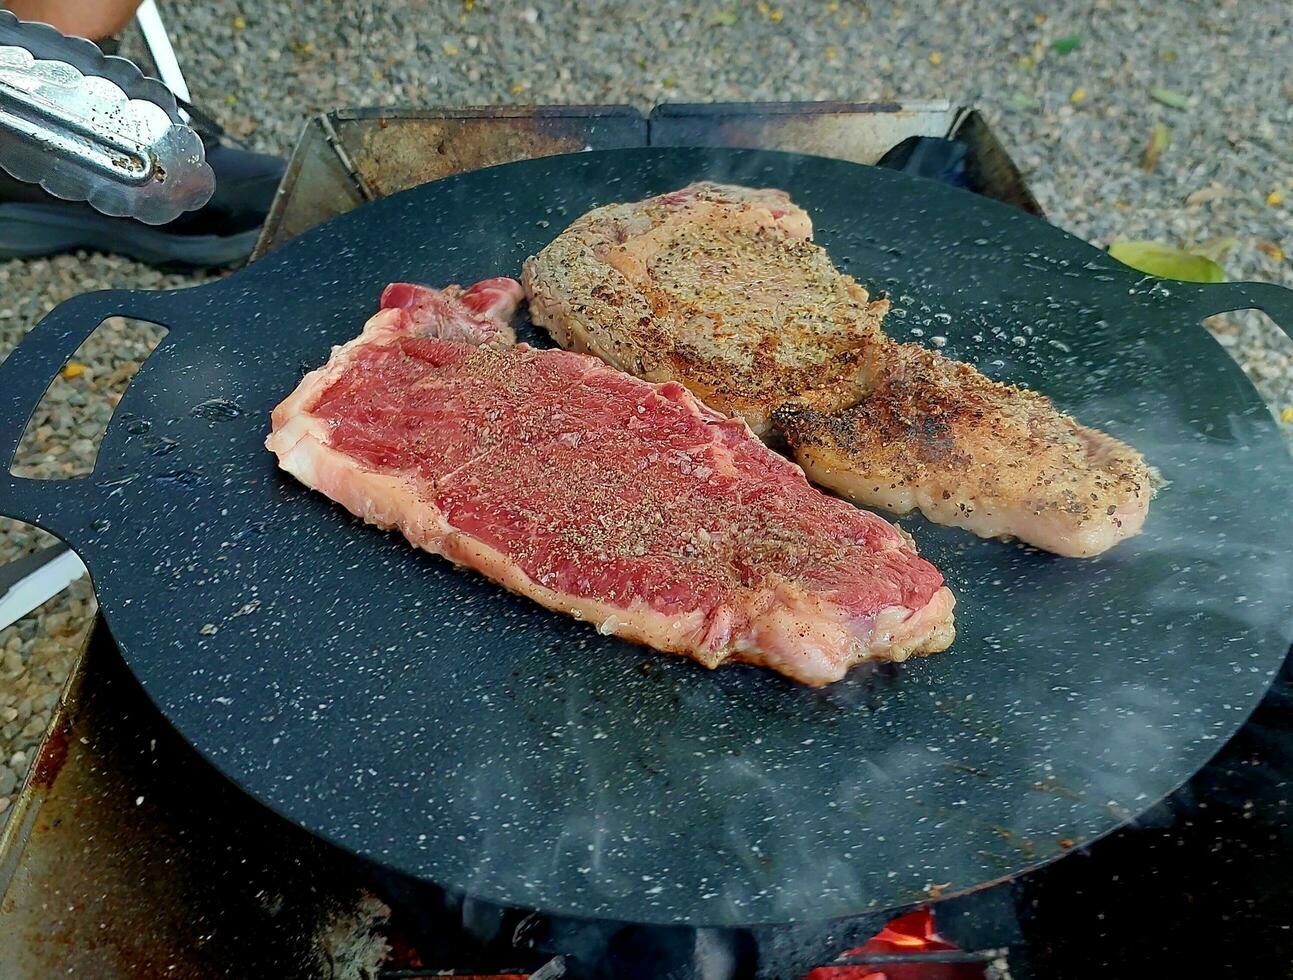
[524,183,1152,557]
[267,279,955,686]
[775,338,1152,558]
[523,182,887,437]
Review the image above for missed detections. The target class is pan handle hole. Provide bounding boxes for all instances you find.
[10,318,169,480]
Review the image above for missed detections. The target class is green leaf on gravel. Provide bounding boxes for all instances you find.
[1108,241,1225,283]
[1051,35,1082,54]
[1149,86,1189,109]
[1140,122,1171,172]
[1010,92,1039,110]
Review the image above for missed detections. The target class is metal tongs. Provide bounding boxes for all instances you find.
[0,10,213,225]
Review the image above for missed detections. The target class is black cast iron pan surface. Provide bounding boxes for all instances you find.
[2,148,1292,927]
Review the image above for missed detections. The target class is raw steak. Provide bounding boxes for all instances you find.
[266,279,955,686]
[523,182,1152,557]
[380,277,521,345]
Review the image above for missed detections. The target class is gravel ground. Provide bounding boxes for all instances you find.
[1,0,1290,822]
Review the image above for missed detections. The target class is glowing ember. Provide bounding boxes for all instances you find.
[804,907,977,980]
[849,908,958,954]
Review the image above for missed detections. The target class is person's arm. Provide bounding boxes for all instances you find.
[3,0,140,41]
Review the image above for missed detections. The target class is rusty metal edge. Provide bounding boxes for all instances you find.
[250,117,324,263]
[330,104,644,122]
[319,111,375,202]
[0,622,89,901]
[250,114,366,263]
[251,102,1033,264]
[949,107,1045,218]
[652,99,955,116]
[252,106,651,263]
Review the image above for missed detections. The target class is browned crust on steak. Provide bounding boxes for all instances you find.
[523,181,888,436]
[774,338,1154,557]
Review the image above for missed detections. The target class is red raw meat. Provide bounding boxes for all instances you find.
[266,279,955,685]
[380,278,522,346]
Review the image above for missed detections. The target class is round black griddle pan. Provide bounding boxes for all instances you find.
[2,148,1291,927]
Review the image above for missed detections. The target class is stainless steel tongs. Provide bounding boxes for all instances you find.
[0,10,213,225]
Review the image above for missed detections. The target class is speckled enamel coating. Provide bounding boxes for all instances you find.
[1,149,1290,927]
